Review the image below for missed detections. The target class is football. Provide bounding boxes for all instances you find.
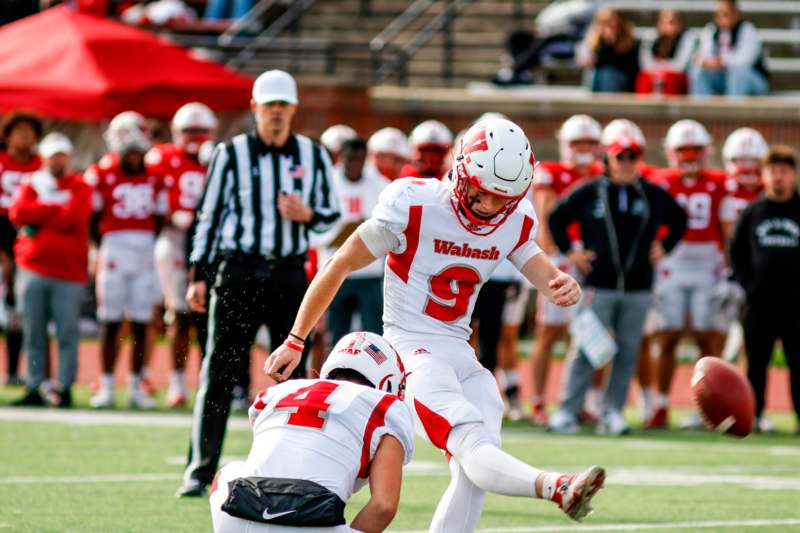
[691,356,756,438]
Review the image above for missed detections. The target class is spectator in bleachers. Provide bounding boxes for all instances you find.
[9,133,92,408]
[577,8,640,92]
[319,138,387,346]
[204,0,252,21]
[730,145,800,434]
[636,9,697,95]
[0,113,42,387]
[492,0,596,85]
[691,0,769,97]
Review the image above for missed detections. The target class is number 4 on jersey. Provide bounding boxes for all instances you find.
[275,381,339,429]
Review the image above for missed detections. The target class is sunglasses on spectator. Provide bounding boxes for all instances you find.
[615,150,641,162]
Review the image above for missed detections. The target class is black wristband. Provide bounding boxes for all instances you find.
[288,332,306,343]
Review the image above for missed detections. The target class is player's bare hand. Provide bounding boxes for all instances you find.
[549,271,581,307]
[264,344,301,382]
[278,193,313,223]
[186,281,207,313]
[650,241,666,263]
[567,249,595,275]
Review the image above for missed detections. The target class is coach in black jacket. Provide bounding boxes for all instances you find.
[546,136,686,435]
[730,145,800,433]
[177,70,340,497]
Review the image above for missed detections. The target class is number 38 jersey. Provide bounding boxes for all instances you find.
[371,178,542,340]
[84,153,165,236]
[246,379,414,503]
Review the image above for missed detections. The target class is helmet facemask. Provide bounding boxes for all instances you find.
[450,159,526,236]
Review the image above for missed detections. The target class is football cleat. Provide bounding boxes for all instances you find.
[175,479,207,498]
[756,416,776,434]
[90,388,115,409]
[547,410,579,434]
[129,388,157,409]
[530,401,550,426]
[165,391,187,408]
[596,410,631,436]
[552,465,606,521]
[646,406,669,429]
[679,410,706,430]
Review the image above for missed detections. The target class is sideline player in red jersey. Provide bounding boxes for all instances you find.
[210,331,414,533]
[0,113,42,386]
[648,119,727,429]
[400,120,453,181]
[529,114,605,425]
[266,118,605,530]
[85,111,165,409]
[147,102,217,407]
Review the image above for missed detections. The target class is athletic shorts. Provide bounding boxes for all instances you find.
[384,330,504,451]
[96,232,158,323]
[154,228,189,313]
[210,462,357,533]
[502,282,530,327]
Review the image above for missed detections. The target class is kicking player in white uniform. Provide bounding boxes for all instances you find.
[266,118,605,530]
[210,331,414,533]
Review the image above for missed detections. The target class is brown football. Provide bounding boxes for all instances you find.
[691,356,755,438]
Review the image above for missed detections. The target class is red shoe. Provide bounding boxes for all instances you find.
[578,409,600,425]
[646,406,669,429]
[165,391,187,408]
[530,402,549,426]
[552,466,606,521]
[140,377,157,396]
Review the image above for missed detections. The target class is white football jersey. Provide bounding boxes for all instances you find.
[246,379,414,503]
[372,178,541,339]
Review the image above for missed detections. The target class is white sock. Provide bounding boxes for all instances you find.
[130,374,141,391]
[101,374,114,391]
[447,423,541,498]
[531,394,544,407]
[540,472,562,500]
[656,392,669,409]
[171,370,186,393]
[503,369,519,389]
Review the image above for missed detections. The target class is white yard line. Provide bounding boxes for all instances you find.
[0,473,180,484]
[395,518,800,533]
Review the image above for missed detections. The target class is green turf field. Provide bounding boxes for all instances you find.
[2,394,799,533]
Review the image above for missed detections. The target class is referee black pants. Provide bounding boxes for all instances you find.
[743,299,800,423]
[184,254,309,485]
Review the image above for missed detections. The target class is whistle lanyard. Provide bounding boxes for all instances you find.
[597,178,651,291]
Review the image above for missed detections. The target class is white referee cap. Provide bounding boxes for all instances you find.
[252,70,298,105]
[39,132,73,158]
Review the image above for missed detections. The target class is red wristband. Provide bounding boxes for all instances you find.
[283,339,305,352]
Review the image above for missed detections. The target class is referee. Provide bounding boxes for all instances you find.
[177,70,340,497]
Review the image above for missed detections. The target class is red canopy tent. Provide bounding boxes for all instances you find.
[0,6,253,121]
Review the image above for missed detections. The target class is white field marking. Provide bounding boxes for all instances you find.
[0,407,251,431]
[165,455,247,466]
[393,518,800,533]
[0,473,180,484]
[609,467,800,490]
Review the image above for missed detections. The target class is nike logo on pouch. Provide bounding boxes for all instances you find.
[262,508,296,520]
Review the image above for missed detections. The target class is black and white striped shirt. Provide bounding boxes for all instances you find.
[190,131,339,274]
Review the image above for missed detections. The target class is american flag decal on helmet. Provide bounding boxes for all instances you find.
[364,343,387,365]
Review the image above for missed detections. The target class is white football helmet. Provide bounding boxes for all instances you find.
[723,127,768,187]
[558,114,602,166]
[321,332,406,397]
[320,124,358,157]
[451,117,535,235]
[409,120,453,149]
[104,111,151,154]
[172,102,217,155]
[601,119,646,155]
[367,127,411,158]
[664,119,712,175]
